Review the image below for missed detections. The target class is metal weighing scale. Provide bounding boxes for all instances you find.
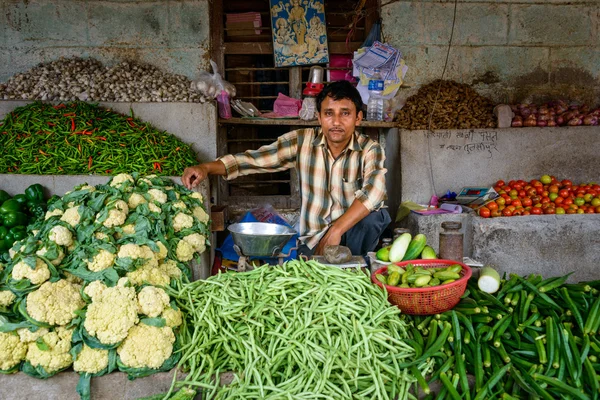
[228,222,368,271]
[228,222,297,272]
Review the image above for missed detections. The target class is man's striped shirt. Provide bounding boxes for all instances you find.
[219,128,387,249]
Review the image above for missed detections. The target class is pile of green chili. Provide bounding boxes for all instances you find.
[0,102,198,176]
[167,259,429,399]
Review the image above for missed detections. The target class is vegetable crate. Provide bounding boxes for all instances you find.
[372,260,472,315]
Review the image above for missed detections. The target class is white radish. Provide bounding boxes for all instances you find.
[478,266,501,294]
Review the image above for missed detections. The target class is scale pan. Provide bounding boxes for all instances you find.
[228,222,296,257]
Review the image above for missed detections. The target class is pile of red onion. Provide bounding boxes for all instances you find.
[511,101,599,127]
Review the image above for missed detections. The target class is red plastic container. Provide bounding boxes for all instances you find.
[371,259,472,315]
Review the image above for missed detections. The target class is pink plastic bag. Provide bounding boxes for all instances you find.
[273,93,302,117]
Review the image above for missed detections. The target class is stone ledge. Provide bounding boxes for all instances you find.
[401,212,600,282]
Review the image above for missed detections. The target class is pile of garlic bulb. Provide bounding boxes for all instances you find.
[0,57,209,103]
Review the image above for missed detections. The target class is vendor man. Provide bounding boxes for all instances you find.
[182,80,391,256]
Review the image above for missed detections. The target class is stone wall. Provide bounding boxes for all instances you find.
[382,0,600,105]
[0,0,210,82]
[400,126,600,205]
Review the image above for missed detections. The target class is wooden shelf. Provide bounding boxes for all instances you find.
[219,117,397,128]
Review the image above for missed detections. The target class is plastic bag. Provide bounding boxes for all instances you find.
[191,60,237,99]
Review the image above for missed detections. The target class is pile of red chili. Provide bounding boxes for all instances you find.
[0,102,198,176]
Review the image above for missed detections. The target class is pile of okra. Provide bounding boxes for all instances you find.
[403,273,600,400]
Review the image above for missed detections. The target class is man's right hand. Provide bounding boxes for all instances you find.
[182,165,209,189]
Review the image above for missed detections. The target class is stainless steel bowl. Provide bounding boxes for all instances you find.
[228,222,296,257]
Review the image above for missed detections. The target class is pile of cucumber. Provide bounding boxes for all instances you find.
[376,264,464,289]
[376,233,437,263]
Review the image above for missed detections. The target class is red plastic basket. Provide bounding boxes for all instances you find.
[371,259,472,315]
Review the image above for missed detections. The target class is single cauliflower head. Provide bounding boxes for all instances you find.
[117,243,144,259]
[137,286,170,318]
[86,249,115,272]
[183,233,206,254]
[27,280,84,326]
[176,240,195,262]
[110,173,135,188]
[172,213,194,232]
[148,203,162,213]
[95,232,109,240]
[36,245,65,266]
[148,189,167,204]
[171,201,187,210]
[26,327,73,373]
[60,206,82,227]
[103,209,127,228]
[73,344,109,374]
[154,241,168,260]
[0,332,27,371]
[0,290,16,308]
[190,192,203,202]
[84,285,139,345]
[12,258,51,285]
[49,225,74,247]
[127,193,147,209]
[84,280,107,301]
[121,224,136,235]
[127,263,170,287]
[44,209,64,220]
[192,206,209,224]
[78,185,96,192]
[17,328,49,343]
[162,308,183,328]
[159,260,182,279]
[117,324,175,369]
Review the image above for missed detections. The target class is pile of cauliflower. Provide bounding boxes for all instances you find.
[0,174,209,386]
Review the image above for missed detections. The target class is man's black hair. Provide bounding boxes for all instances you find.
[316,80,363,114]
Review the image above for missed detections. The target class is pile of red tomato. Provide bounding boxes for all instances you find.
[478,175,600,218]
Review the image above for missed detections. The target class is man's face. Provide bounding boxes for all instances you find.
[317,96,363,147]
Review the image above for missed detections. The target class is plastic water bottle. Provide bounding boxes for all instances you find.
[367,69,384,121]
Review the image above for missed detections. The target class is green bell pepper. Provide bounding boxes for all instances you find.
[0,199,24,214]
[12,194,29,206]
[3,211,28,228]
[27,201,47,220]
[0,190,10,205]
[25,184,45,203]
[0,226,10,252]
[8,226,27,242]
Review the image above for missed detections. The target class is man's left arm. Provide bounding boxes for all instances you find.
[314,142,387,254]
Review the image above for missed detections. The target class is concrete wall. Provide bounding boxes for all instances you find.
[0,371,177,400]
[400,126,600,205]
[382,0,600,105]
[0,0,210,82]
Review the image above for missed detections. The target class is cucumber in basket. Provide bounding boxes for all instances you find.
[376,263,463,289]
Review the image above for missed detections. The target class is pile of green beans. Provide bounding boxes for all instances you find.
[166,259,431,399]
[0,102,198,176]
[406,273,600,400]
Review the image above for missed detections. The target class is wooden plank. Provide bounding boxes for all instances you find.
[210,0,225,72]
[289,67,302,99]
[210,205,228,232]
[225,42,363,55]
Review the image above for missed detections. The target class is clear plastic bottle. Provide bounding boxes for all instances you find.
[367,69,384,121]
